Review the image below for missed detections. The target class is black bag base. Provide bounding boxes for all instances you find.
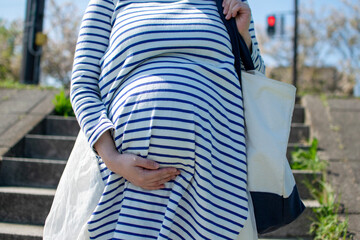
[250,186,306,234]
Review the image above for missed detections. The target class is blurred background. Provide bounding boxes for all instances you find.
[1,0,360,96]
[0,0,359,239]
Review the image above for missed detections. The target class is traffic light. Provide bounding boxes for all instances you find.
[267,15,276,37]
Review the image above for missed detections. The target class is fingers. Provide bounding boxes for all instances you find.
[143,175,177,190]
[139,167,179,186]
[140,169,180,190]
[134,155,180,181]
[124,154,181,190]
[145,167,180,183]
[134,155,160,170]
[222,0,250,20]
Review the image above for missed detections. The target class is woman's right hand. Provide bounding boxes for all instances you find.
[104,152,180,190]
[94,130,180,190]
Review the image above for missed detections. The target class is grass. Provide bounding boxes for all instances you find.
[308,181,349,240]
[0,79,55,90]
[290,138,327,172]
[290,138,350,239]
[52,89,75,117]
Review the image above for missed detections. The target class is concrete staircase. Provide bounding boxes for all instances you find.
[0,115,79,239]
[0,104,318,239]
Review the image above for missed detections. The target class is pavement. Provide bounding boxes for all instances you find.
[0,88,58,157]
[303,95,360,239]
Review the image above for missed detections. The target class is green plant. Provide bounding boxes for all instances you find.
[292,138,350,239]
[291,138,327,171]
[309,181,349,240]
[0,19,22,82]
[0,78,54,90]
[320,93,329,108]
[52,89,74,117]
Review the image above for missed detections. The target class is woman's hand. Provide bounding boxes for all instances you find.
[105,153,180,190]
[94,130,180,190]
[222,0,252,50]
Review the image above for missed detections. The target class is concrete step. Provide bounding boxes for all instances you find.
[30,115,79,137]
[259,200,319,238]
[0,222,42,240]
[287,143,310,160]
[289,124,310,143]
[0,157,66,189]
[6,134,76,160]
[0,187,55,225]
[292,105,305,124]
[293,170,322,200]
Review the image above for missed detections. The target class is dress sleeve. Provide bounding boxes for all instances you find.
[70,0,115,151]
[248,16,266,74]
[242,0,266,74]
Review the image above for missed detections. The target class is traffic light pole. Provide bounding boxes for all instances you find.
[20,0,46,85]
[293,0,298,88]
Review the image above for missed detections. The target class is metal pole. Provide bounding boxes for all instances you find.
[20,0,45,84]
[293,0,298,88]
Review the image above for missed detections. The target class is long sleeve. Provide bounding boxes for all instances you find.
[243,0,266,74]
[70,0,115,150]
[248,16,266,73]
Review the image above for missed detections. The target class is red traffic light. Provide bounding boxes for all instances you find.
[267,15,276,37]
[267,16,276,27]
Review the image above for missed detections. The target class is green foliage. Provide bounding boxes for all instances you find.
[0,19,22,82]
[309,182,349,240]
[292,138,350,239]
[0,78,54,89]
[52,89,74,117]
[291,138,327,171]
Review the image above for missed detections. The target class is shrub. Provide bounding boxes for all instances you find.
[309,182,349,240]
[291,138,327,171]
[52,89,74,117]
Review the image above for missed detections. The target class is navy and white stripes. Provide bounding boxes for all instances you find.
[70,0,265,239]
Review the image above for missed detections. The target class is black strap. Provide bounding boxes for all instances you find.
[214,0,255,79]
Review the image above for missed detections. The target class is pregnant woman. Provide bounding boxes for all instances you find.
[46,0,266,239]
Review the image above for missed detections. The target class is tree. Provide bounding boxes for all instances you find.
[257,3,333,93]
[326,0,360,94]
[257,0,358,95]
[0,19,23,82]
[41,0,82,86]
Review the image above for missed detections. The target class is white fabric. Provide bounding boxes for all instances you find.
[43,131,104,240]
[242,70,296,198]
[236,190,258,240]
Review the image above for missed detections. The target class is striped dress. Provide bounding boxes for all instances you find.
[70,0,265,239]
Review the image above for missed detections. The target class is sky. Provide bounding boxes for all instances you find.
[0,0,345,31]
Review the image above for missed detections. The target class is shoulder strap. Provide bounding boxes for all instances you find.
[214,0,255,77]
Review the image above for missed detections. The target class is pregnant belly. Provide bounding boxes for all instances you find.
[109,73,198,174]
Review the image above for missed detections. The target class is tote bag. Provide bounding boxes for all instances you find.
[213,0,305,234]
[43,131,105,240]
[242,69,305,234]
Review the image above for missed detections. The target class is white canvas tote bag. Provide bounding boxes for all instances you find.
[242,70,305,233]
[43,131,104,240]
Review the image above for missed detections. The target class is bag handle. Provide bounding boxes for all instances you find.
[214,0,255,75]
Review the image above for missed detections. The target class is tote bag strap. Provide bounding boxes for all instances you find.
[213,0,255,75]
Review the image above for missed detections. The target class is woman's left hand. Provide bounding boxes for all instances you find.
[222,0,252,49]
